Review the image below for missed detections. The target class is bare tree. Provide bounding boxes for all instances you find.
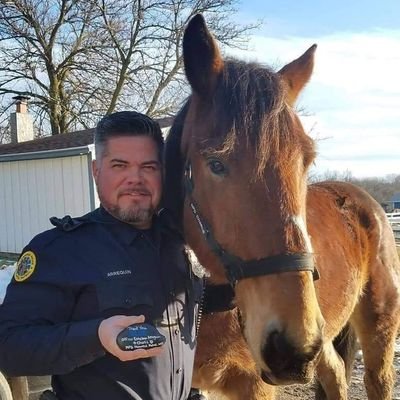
[308,169,354,183]
[309,169,400,207]
[0,0,106,135]
[354,175,400,206]
[0,123,10,143]
[0,0,257,138]
[94,0,255,117]
[0,99,12,142]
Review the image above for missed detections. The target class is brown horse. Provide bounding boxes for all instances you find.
[164,15,400,400]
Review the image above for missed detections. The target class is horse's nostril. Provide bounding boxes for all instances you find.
[262,329,323,379]
[270,330,286,354]
[262,330,291,373]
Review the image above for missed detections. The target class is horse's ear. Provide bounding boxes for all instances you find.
[183,14,224,97]
[278,44,317,106]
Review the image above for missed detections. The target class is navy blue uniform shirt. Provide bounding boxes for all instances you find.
[0,207,203,400]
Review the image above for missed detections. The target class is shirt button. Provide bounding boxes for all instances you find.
[176,368,182,374]
[174,328,179,335]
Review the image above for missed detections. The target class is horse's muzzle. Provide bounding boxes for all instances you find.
[260,365,314,386]
[261,330,323,384]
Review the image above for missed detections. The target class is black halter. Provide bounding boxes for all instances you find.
[184,162,319,286]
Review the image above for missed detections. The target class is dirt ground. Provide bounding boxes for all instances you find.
[278,337,400,400]
[207,335,400,400]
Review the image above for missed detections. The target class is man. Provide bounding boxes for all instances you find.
[0,111,204,399]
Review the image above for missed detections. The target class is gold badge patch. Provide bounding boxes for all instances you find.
[14,251,36,282]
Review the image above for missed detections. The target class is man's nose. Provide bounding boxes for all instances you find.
[126,167,143,184]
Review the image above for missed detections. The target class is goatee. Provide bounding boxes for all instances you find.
[111,205,154,225]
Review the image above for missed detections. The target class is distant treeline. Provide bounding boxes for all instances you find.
[309,171,400,209]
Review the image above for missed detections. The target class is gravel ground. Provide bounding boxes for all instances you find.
[278,338,400,400]
[206,336,400,400]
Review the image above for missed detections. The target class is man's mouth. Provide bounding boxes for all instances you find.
[120,190,151,197]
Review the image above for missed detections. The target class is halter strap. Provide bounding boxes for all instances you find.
[184,162,319,286]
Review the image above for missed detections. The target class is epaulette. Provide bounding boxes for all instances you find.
[49,215,90,232]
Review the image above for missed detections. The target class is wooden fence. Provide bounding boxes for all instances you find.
[392,224,400,244]
[387,213,400,244]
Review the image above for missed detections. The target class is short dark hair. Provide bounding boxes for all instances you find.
[94,111,164,161]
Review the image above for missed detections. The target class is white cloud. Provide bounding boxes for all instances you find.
[225,29,400,178]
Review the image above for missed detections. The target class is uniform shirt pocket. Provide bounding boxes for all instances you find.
[96,280,154,318]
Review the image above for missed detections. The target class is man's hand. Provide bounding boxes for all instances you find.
[98,315,164,361]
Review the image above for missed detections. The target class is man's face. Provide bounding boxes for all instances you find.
[92,135,162,229]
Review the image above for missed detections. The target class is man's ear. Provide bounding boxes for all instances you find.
[92,159,99,183]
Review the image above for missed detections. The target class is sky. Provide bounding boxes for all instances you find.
[226,0,400,178]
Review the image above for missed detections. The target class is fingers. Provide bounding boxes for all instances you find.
[115,345,164,362]
[112,314,145,327]
[98,315,145,340]
[98,315,163,362]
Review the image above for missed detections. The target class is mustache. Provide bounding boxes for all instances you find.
[119,188,151,196]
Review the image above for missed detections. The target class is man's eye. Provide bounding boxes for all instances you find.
[143,165,157,171]
[207,159,227,176]
[112,164,125,169]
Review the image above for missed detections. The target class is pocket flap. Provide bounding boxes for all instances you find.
[97,281,154,311]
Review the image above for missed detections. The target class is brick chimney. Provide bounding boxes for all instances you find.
[10,96,34,143]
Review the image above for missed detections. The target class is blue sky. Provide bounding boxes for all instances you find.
[227,1,400,178]
[237,0,400,36]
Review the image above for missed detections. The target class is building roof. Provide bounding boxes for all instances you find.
[0,116,173,156]
[0,129,95,155]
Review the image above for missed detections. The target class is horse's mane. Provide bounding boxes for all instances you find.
[211,59,315,176]
[163,101,190,230]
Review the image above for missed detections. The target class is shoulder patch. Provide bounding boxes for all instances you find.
[14,251,36,282]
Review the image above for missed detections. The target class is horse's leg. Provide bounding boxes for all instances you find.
[210,369,276,400]
[315,341,348,400]
[223,374,276,400]
[194,312,275,400]
[351,283,400,400]
[194,362,275,400]
[314,324,358,400]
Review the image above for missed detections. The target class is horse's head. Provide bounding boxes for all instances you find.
[177,15,325,384]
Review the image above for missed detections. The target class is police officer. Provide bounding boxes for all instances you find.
[0,111,204,400]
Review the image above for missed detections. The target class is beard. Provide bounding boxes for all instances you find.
[108,202,155,225]
[98,187,156,227]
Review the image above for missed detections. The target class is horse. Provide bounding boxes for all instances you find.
[164,14,400,400]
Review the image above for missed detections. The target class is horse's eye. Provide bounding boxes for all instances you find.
[208,159,227,176]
